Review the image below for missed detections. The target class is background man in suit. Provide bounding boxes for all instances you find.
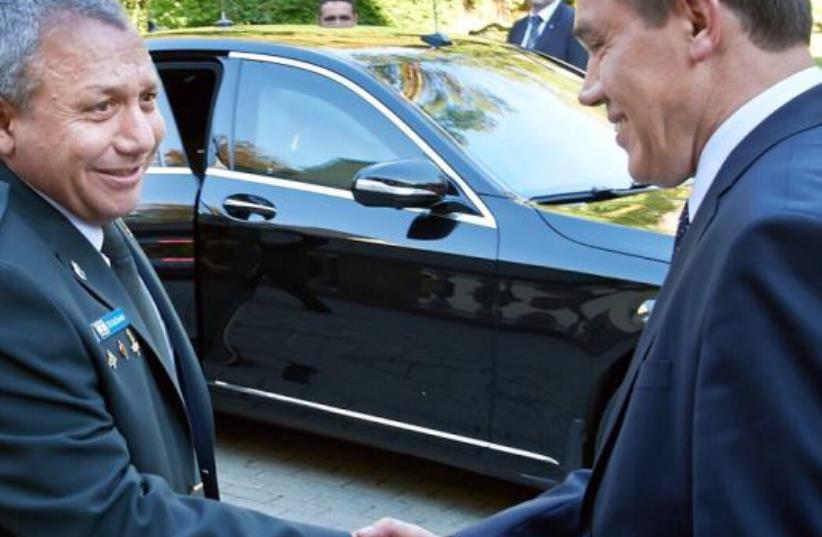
[507,0,588,69]
[318,0,358,27]
[0,1,351,535]
[357,0,821,536]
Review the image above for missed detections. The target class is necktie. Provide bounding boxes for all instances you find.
[525,15,542,50]
[102,223,176,376]
[673,201,690,258]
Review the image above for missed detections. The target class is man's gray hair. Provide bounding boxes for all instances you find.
[0,0,132,109]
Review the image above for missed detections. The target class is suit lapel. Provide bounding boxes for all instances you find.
[687,83,822,252]
[536,2,568,51]
[581,81,822,526]
[119,219,220,499]
[53,239,163,361]
[0,165,185,405]
[509,18,526,45]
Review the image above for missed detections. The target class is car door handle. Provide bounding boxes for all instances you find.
[223,194,277,221]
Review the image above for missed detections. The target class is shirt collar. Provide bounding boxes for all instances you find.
[532,1,560,23]
[26,185,105,253]
[689,66,822,220]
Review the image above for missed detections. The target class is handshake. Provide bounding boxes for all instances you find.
[354,518,440,537]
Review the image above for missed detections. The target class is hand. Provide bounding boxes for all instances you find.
[354,517,440,537]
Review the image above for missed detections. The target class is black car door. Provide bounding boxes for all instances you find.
[127,87,200,340]
[196,53,500,448]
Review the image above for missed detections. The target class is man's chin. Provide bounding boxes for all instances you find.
[628,160,689,189]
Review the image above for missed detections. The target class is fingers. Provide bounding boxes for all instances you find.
[354,517,439,537]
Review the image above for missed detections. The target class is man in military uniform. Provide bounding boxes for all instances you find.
[0,1,349,536]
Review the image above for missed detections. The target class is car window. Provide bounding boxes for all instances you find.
[153,88,188,168]
[234,60,426,190]
[341,47,633,199]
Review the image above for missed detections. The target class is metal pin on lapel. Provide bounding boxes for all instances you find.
[126,329,141,356]
[71,260,87,281]
[118,339,128,359]
[107,350,118,369]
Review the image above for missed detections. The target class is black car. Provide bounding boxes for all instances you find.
[131,26,683,488]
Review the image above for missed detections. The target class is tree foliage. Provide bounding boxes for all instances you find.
[125,0,532,32]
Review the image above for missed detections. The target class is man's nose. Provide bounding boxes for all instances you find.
[114,104,157,155]
[577,60,603,107]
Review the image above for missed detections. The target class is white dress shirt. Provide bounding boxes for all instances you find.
[689,66,822,221]
[520,1,562,48]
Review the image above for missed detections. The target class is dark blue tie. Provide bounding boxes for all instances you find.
[525,15,542,49]
[102,223,174,376]
[673,201,690,258]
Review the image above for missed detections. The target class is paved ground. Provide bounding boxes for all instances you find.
[216,414,536,535]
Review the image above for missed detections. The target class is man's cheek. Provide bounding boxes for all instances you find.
[151,112,166,145]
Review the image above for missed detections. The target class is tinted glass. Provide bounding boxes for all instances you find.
[340,45,633,198]
[235,60,425,190]
[154,88,187,167]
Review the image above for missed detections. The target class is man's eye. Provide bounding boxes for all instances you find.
[91,101,113,113]
[141,91,157,104]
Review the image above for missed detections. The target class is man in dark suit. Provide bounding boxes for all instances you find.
[357,0,821,536]
[0,2,350,536]
[507,0,588,69]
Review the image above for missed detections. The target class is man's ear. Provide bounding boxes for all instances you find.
[0,98,16,158]
[681,0,723,62]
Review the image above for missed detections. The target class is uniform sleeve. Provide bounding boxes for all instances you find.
[0,263,347,537]
[693,211,822,537]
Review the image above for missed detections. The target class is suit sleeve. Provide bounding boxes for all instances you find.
[693,211,822,536]
[0,263,346,537]
[452,469,589,537]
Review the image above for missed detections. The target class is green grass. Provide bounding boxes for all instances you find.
[813,32,821,66]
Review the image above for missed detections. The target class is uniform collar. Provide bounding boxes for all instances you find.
[26,186,105,254]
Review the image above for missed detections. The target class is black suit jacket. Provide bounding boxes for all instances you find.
[0,164,346,537]
[456,81,822,536]
[507,2,588,70]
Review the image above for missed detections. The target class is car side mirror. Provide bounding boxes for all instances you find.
[352,159,448,209]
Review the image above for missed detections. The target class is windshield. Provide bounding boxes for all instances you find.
[339,43,632,198]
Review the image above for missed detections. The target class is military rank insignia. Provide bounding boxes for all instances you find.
[118,339,128,359]
[107,350,118,369]
[126,328,141,356]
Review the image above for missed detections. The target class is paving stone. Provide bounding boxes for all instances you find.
[216,415,535,533]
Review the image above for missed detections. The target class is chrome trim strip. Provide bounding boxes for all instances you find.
[228,51,496,229]
[209,168,354,199]
[210,380,559,465]
[207,168,491,227]
[356,178,438,197]
[146,166,196,175]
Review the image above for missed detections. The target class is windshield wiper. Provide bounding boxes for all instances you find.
[532,184,655,205]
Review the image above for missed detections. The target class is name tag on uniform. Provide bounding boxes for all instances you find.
[91,308,129,342]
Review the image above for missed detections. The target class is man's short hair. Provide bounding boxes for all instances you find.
[620,0,813,50]
[318,0,356,14]
[0,0,131,110]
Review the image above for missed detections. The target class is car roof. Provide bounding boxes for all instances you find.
[146,24,506,60]
[145,25,586,199]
